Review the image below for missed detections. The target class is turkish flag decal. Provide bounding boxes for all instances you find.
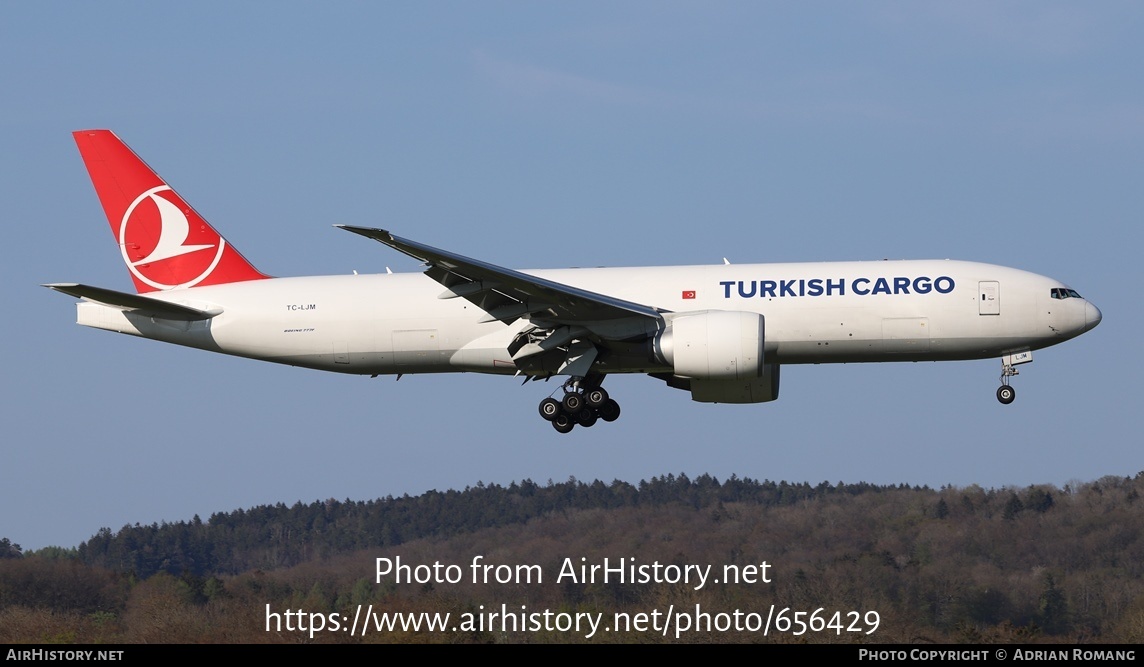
[682,290,696,299]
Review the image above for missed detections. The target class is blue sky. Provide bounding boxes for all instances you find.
[2,3,1140,550]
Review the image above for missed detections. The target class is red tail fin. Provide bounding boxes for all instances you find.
[73,130,269,293]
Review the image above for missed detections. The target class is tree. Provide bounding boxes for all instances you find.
[0,538,22,559]
[1039,573,1070,635]
[1026,488,1054,513]
[1002,494,1024,521]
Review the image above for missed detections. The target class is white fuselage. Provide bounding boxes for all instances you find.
[73,259,1099,378]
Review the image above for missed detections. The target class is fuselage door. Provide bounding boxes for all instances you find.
[393,329,440,366]
[979,281,1000,315]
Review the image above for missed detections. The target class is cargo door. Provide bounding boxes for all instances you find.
[979,281,1000,315]
[393,329,440,366]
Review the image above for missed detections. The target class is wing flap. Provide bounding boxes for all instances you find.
[438,281,499,299]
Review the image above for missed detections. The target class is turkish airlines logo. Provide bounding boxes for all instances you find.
[119,186,225,290]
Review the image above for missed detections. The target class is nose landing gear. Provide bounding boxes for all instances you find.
[996,353,1029,404]
[538,378,621,433]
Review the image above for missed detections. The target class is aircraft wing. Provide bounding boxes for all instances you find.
[43,283,221,321]
[337,226,665,330]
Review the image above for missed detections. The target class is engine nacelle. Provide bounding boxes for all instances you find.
[651,310,778,403]
[653,310,765,380]
[689,364,780,403]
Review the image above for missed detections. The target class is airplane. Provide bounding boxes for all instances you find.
[47,130,1102,434]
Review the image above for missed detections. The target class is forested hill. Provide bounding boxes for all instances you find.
[61,472,1138,581]
[75,475,913,578]
[2,472,1143,642]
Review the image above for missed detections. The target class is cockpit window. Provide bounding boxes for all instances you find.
[1050,288,1083,300]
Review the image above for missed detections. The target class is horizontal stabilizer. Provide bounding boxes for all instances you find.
[43,283,221,321]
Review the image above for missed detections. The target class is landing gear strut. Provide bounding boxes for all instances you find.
[538,377,621,433]
[997,359,1020,405]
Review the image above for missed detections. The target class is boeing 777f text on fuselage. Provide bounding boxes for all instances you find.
[47,130,1102,433]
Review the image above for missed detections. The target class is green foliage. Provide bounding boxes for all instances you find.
[1026,487,1055,513]
[25,546,78,560]
[0,558,124,614]
[1,472,1141,643]
[0,538,22,559]
[1039,573,1071,635]
[958,587,1012,625]
[75,474,899,579]
[1002,493,1024,521]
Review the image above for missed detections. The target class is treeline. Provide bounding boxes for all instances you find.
[1,472,1142,643]
[74,475,913,578]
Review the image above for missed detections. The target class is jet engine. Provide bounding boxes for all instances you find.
[650,310,780,403]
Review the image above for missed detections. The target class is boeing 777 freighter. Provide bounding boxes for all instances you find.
[47,130,1102,433]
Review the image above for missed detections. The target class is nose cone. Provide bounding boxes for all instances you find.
[1084,301,1102,332]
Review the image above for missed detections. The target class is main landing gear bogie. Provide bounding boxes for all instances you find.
[562,392,585,415]
[539,398,562,420]
[552,413,575,434]
[539,384,621,433]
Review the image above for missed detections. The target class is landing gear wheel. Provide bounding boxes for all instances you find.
[552,414,575,434]
[997,385,1016,405]
[576,409,599,427]
[562,392,585,415]
[538,398,562,422]
[599,399,621,422]
[585,388,609,408]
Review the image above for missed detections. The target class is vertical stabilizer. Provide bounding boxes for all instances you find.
[73,130,269,293]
